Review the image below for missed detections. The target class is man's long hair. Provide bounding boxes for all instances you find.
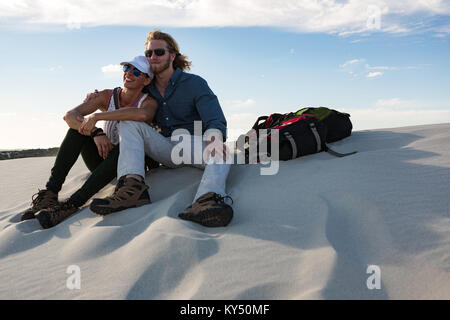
[145,29,192,71]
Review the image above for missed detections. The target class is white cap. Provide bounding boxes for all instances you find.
[120,56,153,78]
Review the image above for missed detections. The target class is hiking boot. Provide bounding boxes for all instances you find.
[178,192,233,227]
[35,201,79,229]
[89,176,151,215]
[20,189,58,221]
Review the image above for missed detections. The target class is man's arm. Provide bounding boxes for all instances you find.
[192,77,229,161]
[78,97,158,135]
[64,90,111,132]
[193,78,227,141]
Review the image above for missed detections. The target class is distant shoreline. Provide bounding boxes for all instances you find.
[0,148,59,160]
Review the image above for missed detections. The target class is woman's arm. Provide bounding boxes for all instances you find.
[79,97,158,135]
[64,90,111,132]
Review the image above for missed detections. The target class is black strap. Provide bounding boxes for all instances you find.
[310,121,357,158]
[252,116,269,130]
[90,128,104,138]
[252,117,269,161]
[325,145,357,158]
[113,87,120,110]
[94,133,106,137]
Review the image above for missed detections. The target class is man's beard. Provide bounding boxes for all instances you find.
[151,56,171,75]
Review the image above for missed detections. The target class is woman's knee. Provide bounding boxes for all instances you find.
[67,127,84,137]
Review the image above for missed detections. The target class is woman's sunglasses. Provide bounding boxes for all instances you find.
[123,64,144,77]
[144,48,166,58]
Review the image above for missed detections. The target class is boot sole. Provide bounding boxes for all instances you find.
[91,200,151,216]
[179,208,233,227]
[20,211,38,221]
[21,205,56,221]
[35,208,78,229]
[35,211,53,229]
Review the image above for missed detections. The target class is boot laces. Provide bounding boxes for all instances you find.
[109,178,145,201]
[111,185,137,201]
[31,189,51,207]
[213,194,234,205]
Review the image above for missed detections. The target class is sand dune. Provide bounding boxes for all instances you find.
[1,123,450,299]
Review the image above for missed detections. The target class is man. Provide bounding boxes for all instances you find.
[89,30,233,227]
[22,56,157,229]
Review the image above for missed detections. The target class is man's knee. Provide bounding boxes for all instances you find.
[119,121,161,138]
[119,120,145,132]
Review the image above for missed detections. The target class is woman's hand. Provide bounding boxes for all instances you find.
[93,135,113,159]
[79,114,98,136]
[63,112,85,130]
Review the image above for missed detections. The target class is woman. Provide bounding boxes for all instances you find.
[21,56,158,229]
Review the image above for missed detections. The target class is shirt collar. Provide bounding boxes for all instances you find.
[148,68,183,96]
[169,68,183,86]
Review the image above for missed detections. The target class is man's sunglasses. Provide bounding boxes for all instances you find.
[145,48,166,58]
[123,64,145,77]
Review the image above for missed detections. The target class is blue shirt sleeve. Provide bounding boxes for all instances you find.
[194,77,228,141]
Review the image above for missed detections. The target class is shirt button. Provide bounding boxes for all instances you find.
[165,117,169,120]
[163,102,166,105]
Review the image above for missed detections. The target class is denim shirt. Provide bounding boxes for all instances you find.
[146,68,227,140]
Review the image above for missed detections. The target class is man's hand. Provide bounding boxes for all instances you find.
[203,139,229,164]
[79,114,98,136]
[93,135,113,159]
[83,89,99,103]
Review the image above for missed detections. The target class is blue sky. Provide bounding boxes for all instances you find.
[1,0,450,149]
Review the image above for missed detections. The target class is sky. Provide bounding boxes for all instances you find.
[0,0,450,149]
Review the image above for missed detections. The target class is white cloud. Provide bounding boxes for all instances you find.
[223,98,257,110]
[224,112,259,141]
[366,64,395,70]
[340,59,365,69]
[340,59,423,78]
[374,98,421,109]
[49,65,63,72]
[367,71,383,78]
[101,64,122,74]
[1,0,449,36]
[347,107,450,131]
[66,21,81,30]
[433,23,450,37]
[0,112,18,117]
[0,112,67,149]
[220,99,261,140]
[339,58,367,77]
